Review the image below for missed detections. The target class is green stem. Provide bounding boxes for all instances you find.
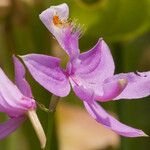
[45,95,60,150]
[49,95,60,112]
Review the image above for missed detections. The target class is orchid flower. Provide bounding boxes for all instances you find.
[0,56,46,149]
[20,3,150,137]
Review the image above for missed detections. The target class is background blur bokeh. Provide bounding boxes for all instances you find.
[0,0,150,150]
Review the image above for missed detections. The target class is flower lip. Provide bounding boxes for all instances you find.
[39,3,69,30]
[39,3,81,59]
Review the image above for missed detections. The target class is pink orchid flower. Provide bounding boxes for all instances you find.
[21,3,150,137]
[0,56,46,148]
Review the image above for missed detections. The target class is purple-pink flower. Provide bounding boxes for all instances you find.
[21,3,150,137]
[0,56,46,148]
[0,56,36,139]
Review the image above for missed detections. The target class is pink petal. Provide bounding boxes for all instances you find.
[84,101,147,137]
[0,68,35,117]
[39,3,80,59]
[96,79,127,102]
[69,77,94,103]
[70,77,127,103]
[72,39,114,79]
[69,39,115,98]
[105,72,150,100]
[0,92,24,117]
[39,3,69,34]
[13,56,33,98]
[21,54,70,97]
[0,116,25,140]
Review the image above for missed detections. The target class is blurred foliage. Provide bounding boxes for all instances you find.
[0,0,150,150]
[51,0,150,48]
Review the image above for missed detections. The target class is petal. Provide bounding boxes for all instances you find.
[69,77,95,103]
[0,68,35,117]
[70,76,127,103]
[21,54,70,97]
[0,116,25,140]
[0,92,25,117]
[105,72,150,100]
[84,101,147,137]
[72,39,114,78]
[39,3,69,34]
[96,79,127,102]
[13,55,33,98]
[39,3,80,59]
[61,28,80,59]
[68,39,115,98]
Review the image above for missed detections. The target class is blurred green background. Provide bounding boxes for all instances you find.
[0,0,150,150]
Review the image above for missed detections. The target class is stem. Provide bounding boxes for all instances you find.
[27,110,46,149]
[49,95,60,112]
[45,94,60,150]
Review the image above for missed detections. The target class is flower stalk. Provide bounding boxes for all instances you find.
[49,95,60,112]
[27,110,46,149]
[45,94,59,150]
